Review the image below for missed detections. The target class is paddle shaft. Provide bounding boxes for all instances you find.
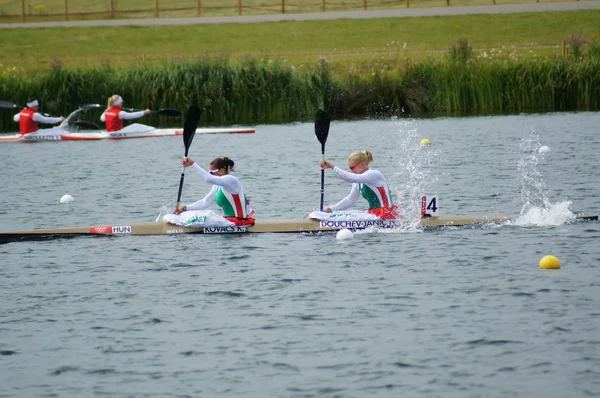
[0,100,60,118]
[123,107,181,118]
[314,110,330,212]
[320,145,325,211]
[78,104,180,117]
[176,147,190,206]
[175,104,201,207]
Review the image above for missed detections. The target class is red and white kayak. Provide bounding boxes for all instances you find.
[0,124,256,142]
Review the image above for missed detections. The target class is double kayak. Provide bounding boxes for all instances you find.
[1,215,597,243]
[0,124,255,142]
[2,104,255,141]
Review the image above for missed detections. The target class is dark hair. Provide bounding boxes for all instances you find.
[210,157,235,172]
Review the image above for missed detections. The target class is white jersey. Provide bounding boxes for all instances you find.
[186,163,251,218]
[330,166,393,211]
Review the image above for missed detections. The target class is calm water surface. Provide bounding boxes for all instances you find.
[1,113,599,397]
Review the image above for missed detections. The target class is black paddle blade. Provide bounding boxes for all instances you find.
[0,99,19,109]
[315,110,330,148]
[73,120,102,130]
[182,104,201,156]
[153,108,182,118]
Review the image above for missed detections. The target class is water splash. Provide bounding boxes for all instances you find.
[515,201,575,226]
[387,117,440,232]
[515,131,575,226]
[155,203,176,222]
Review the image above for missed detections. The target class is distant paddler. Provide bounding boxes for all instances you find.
[13,99,65,135]
[100,95,150,132]
[173,157,256,227]
[320,150,398,219]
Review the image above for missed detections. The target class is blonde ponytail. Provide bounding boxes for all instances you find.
[349,150,375,166]
[107,94,122,107]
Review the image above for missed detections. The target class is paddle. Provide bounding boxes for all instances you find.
[0,99,22,110]
[0,99,60,118]
[140,108,181,118]
[79,103,181,118]
[315,109,331,212]
[79,103,103,111]
[72,120,102,130]
[176,104,201,210]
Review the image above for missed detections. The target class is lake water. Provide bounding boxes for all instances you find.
[1,112,599,397]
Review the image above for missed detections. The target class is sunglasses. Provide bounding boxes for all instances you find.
[209,169,220,175]
[349,162,361,171]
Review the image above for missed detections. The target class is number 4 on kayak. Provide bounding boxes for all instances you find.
[421,195,439,217]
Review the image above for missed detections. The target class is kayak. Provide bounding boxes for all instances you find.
[0,214,596,244]
[0,125,256,142]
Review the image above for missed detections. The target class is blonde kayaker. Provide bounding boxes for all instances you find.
[174,157,255,226]
[100,95,150,132]
[320,150,398,219]
[13,99,65,135]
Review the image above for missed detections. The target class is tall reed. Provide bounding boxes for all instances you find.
[1,56,599,132]
[400,58,600,115]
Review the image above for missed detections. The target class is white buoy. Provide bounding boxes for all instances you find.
[60,194,74,203]
[539,146,550,153]
[336,228,354,240]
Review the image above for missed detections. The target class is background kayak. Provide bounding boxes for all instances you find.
[0,125,256,142]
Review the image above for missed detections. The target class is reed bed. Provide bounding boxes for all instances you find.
[1,56,599,131]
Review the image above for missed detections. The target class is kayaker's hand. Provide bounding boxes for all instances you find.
[173,205,186,215]
[59,116,66,122]
[324,207,332,213]
[320,160,334,170]
[181,157,195,167]
[143,109,151,115]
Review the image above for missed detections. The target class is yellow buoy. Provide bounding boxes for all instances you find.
[539,255,560,269]
[420,138,431,145]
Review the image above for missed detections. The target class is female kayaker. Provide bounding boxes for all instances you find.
[100,95,151,132]
[13,99,65,135]
[173,157,255,226]
[320,150,398,219]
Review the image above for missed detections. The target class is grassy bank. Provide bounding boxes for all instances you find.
[1,10,599,131]
[2,55,599,132]
[1,10,599,73]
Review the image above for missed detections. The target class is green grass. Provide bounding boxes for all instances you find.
[1,10,599,73]
[1,7,599,130]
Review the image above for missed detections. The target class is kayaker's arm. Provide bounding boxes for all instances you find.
[119,110,150,120]
[186,185,218,211]
[32,112,64,124]
[330,183,361,211]
[333,166,379,184]
[190,163,241,194]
